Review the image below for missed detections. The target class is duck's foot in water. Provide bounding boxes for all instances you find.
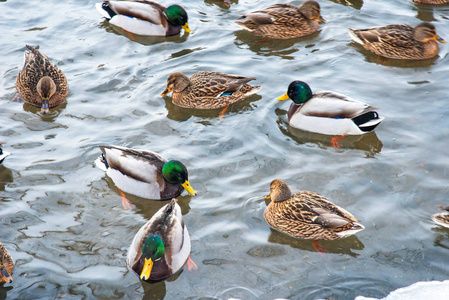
[121,28,136,41]
[119,189,132,210]
[312,240,327,257]
[331,135,345,148]
[218,105,229,121]
[185,255,198,271]
[12,94,22,103]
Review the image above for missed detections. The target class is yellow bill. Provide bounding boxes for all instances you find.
[182,180,197,196]
[140,257,153,281]
[182,23,191,33]
[277,93,290,101]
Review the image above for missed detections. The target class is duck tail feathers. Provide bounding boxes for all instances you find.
[353,111,384,132]
[96,2,115,20]
[95,154,108,172]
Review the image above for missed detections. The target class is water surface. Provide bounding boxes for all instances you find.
[1,0,449,299]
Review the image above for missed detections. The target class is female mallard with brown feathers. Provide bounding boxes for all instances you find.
[413,0,449,4]
[0,242,14,285]
[96,0,190,36]
[95,146,197,204]
[161,71,261,109]
[235,0,325,39]
[432,205,449,228]
[127,198,196,282]
[349,22,446,60]
[15,45,68,114]
[265,179,364,252]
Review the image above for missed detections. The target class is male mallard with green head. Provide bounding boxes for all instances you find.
[95,146,196,207]
[0,243,14,285]
[235,0,325,39]
[432,205,449,228]
[265,179,365,253]
[96,0,190,36]
[277,80,383,146]
[127,198,196,282]
[15,45,68,114]
[349,22,446,60]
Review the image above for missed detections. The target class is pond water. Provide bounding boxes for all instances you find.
[1,0,449,299]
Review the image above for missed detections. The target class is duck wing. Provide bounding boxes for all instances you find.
[299,91,378,119]
[98,145,166,184]
[102,0,166,25]
[190,71,256,97]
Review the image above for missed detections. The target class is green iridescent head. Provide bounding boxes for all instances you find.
[277,81,313,105]
[162,160,197,196]
[140,234,165,281]
[165,5,190,32]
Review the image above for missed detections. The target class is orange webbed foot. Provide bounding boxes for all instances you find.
[121,29,136,41]
[312,240,327,257]
[186,255,198,271]
[218,105,229,121]
[331,135,345,148]
[119,189,132,210]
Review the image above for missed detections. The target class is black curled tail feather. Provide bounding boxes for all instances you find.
[352,111,381,132]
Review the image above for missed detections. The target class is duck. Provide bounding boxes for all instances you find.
[127,198,196,282]
[277,81,383,139]
[161,71,261,109]
[412,0,449,4]
[349,22,446,60]
[431,205,449,228]
[0,242,14,285]
[96,0,190,36]
[235,0,325,40]
[15,45,68,114]
[265,179,365,252]
[95,145,197,202]
[0,143,10,164]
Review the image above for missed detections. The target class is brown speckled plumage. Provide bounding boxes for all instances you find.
[413,0,449,4]
[235,0,325,39]
[16,45,68,112]
[161,71,261,109]
[349,22,446,60]
[431,205,449,228]
[264,179,364,240]
[0,242,14,285]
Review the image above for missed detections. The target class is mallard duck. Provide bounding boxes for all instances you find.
[15,45,68,114]
[161,71,261,109]
[432,205,449,228]
[235,0,325,39]
[95,145,197,201]
[0,242,14,285]
[265,179,364,252]
[278,81,383,137]
[96,0,190,36]
[413,0,449,4]
[0,143,10,164]
[127,198,196,282]
[349,22,446,60]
